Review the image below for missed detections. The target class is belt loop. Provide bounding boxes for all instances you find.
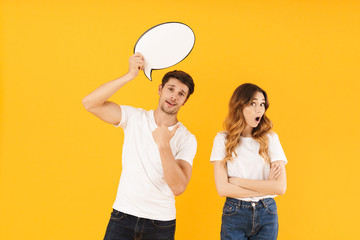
[260,199,267,208]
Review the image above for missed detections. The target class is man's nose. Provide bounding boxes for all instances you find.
[170,93,178,100]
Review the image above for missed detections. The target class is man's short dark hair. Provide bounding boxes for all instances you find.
[162,70,195,99]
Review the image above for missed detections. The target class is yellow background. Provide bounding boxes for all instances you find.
[1,0,359,239]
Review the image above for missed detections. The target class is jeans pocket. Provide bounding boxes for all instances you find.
[151,219,176,228]
[110,209,126,222]
[264,201,278,215]
[222,201,237,216]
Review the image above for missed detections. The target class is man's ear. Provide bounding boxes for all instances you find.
[158,84,163,95]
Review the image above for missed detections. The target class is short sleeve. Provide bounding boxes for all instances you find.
[175,133,197,166]
[114,105,139,128]
[210,132,226,162]
[268,132,287,164]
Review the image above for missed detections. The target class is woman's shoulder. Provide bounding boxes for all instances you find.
[215,131,227,139]
[266,131,283,145]
[266,131,279,139]
[212,131,227,144]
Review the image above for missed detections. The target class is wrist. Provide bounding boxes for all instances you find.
[157,141,170,150]
[230,177,242,185]
[121,72,135,82]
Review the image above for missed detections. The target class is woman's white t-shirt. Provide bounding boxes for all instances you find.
[210,131,287,202]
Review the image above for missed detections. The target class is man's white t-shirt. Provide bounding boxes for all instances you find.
[112,106,197,220]
[210,131,287,202]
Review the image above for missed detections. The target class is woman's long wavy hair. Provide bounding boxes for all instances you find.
[223,83,273,163]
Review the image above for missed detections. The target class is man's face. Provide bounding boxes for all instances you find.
[158,78,189,115]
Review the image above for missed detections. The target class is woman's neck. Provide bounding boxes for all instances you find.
[241,125,252,137]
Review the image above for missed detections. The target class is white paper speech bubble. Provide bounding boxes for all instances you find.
[134,22,195,81]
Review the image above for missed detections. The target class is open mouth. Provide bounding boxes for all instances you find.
[166,100,176,106]
[255,117,261,122]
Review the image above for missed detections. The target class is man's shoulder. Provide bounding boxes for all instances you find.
[121,105,152,117]
[173,123,197,157]
[119,106,153,128]
[176,123,196,142]
[120,105,147,112]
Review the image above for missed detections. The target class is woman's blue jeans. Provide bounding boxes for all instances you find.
[221,197,278,240]
[103,209,176,240]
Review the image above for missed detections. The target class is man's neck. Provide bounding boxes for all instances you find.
[153,108,178,127]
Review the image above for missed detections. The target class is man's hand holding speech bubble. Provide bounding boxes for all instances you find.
[134,22,195,81]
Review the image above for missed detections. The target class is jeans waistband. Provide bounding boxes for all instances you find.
[225,197,275,208]
[112,209,176,222]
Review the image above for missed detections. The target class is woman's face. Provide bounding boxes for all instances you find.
[242,91,266,128]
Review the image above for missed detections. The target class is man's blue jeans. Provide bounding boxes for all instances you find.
[103,209,176,240]
[221,197,278,240]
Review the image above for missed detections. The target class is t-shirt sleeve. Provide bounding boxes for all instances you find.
[210,132,226,162]
[268,132,288,165]
[113,105,139,129]
[175,133,197,166]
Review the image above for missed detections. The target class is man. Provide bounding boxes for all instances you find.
[82,53,197,240]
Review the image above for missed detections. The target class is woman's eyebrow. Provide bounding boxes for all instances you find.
[252,97,266,101]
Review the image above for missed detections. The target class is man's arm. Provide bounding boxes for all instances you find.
[213,160,265,198]
[152,125,192,196]
[82,53,144,125]
[228,161,287,195]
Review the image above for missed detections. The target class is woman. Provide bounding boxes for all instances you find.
[210,83,287,240]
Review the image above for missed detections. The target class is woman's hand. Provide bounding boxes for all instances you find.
[268,163,281,180]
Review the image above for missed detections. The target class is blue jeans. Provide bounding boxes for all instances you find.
[103,209,176,240]
[221,197,278,240]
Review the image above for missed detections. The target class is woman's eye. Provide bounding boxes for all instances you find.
[251,102,256,106]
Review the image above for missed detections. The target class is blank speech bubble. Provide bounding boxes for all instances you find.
[134,22,195,81]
